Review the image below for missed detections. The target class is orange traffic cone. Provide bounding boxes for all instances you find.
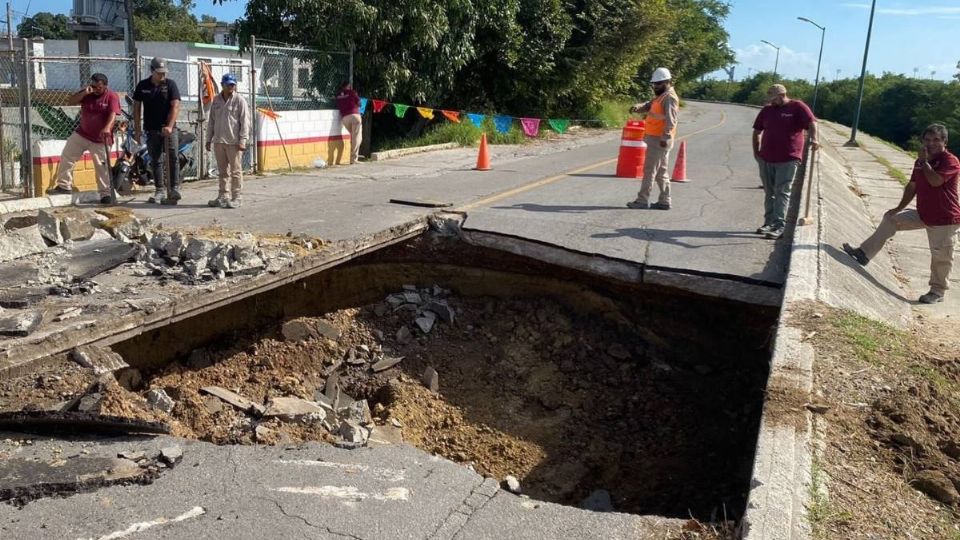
[475,133,491,171]
[671,140,689,183]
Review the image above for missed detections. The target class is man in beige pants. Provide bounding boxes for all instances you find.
[46,73,121,204]
[627,67,679,210]
[206,73,250,209]
[843,123,960,304]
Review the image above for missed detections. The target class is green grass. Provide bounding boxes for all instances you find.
[596,99,639,128]
[376,117,529,152]
[870,152,910,185]
[808,454,853,538]
[832,311,909,365]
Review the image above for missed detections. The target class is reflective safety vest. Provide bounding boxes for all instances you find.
[645,88,679,137]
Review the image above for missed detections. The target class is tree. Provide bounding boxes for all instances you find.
[954,60,959,83]
[133,0,206,42]
[17,12,74,39]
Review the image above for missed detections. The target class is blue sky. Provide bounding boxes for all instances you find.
[31,0,960,83]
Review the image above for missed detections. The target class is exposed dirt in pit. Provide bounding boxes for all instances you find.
[792,302,960,539]
[2,287,768,524]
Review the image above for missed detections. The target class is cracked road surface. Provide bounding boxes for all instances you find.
[0,434,683,539]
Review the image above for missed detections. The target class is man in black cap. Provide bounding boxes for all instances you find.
[133,57,182,204]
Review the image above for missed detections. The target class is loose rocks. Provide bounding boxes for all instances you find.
[145,388,176,413]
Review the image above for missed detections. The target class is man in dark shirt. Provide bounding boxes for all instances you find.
[45,73,120,204]
[133,57,182,204]
[752,84,819,239]
[843,123,960,304]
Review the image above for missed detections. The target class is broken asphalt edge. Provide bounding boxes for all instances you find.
[0,218,429,380]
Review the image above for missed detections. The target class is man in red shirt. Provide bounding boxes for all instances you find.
[46,73,121,205]
[752,84,819,239]
[335,81,362,164]
[844,123,960,304]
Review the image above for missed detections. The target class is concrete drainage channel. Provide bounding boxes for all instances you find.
[1,218,780,533]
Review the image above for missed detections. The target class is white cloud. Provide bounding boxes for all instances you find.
[842,3,960,16]
[733,44,821,81]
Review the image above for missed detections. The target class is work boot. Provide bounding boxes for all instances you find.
[756,224,774,235]
[226,197,243,209]
[764,226,784,240]
[208,194,227,208]
[651,202,671,210]
[161,190,182,206]
[626,200,649,209]
[148,189,164,204]
[842,243,869,265]
[46,186,72,195]
[99,196,112,205]
[919,291,944,304]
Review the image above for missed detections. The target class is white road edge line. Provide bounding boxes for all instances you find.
[78,506,206,540]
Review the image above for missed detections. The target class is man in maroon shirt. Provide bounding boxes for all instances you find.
[46,73,121,205]
[844,123,960,304]
[752,84,819,239]
[335,81,362,164]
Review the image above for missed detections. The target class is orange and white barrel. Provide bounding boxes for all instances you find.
[616,120,647,178]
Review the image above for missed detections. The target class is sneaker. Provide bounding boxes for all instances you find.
[208,195,227,208]
[626,200,649,209]
[842,243,869,265]
[46,186,72,196]
[651,202,671,210]
[168,190,182,201]
[226,197,243,209]
[99,196,112,205]
[148,190,164,204]
[918,291,944,304]
[161,190,182,206]
[756,224,774,234]
[764,226,784,240]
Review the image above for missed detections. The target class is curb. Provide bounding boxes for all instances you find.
[368,142,460,162]
[0,192,103,217]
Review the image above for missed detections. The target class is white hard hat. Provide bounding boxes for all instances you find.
[650,67,672,83]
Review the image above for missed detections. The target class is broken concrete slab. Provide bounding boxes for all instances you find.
[338,420,369,445]
[71,345,130,374]
[0,310,42,337]
[366,425,404,447]
[338,399,372,425]
[38,208,96,244]
[159,446,183,467]
[200,386,265,416]
[0,410,169,436]
[0,225,47,264]
[263,397,326,421]
[372,356,403,373]
[94,208,149,240]
[0,287,49,309]
[184,238,218,261]
[53,307,83,321]
[63,237,137,282]
[0,456,146,505]
[0,260,39,289]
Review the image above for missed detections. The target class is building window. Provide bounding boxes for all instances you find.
[230,61,244,82]
[297,67,310,89]
[223,34,236,46]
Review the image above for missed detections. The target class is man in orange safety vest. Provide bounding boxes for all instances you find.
[627,67,680,210]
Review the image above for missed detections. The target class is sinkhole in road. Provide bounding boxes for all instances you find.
[101,235,775,521]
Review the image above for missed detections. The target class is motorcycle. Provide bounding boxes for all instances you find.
[110,96,196,194]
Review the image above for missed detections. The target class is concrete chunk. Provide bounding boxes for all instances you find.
[367,425,403,447]
[415,311,437,334]
[200,386,264,416]
[0,287,48,309]
[426,301,456,324]
[338,420,369,445]
[64,237,137,282]
[0,225,47,263]
[145,388,176,413]
[423,367,439,392]
[372,356,403,373]
[338,399,372,425]
[71,345,130,374]
[38,208,96,244]
[0,311,42,337]
[263,396,326,421]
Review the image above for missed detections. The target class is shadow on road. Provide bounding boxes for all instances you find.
[819,244,913,303]
[591,227,759,249]
[491,203,627,213]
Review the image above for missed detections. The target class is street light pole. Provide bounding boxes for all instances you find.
[847,0,877,146]
[797,17,825,115]
[761,40,781,79]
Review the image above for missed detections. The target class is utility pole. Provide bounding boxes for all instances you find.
[761,40,781,79]
[847,0,876,147]
[798,17,826,115]
[6,2,12,51]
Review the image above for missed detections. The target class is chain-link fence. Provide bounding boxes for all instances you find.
[253,42,351,112]
[3,38,351,200]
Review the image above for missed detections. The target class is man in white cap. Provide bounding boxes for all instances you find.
[627,67,680,210]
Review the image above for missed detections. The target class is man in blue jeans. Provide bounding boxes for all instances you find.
[752,84,819,239]
[133,57,182,205]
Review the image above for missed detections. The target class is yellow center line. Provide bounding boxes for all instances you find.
[458,110,727,211]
